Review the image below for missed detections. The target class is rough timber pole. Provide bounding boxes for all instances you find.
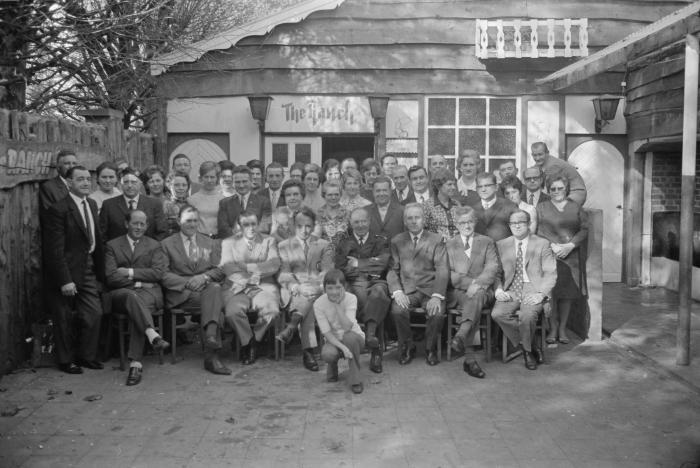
[677,34,698,366]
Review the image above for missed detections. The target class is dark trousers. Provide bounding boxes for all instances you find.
[446,288,493,361]
[349,280,390,325]
[391,291,445,351]
[174,283,225,330]
[50,264,103,365]
[109,288,159,361]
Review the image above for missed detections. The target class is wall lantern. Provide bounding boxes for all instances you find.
[248,95,273,122]
[368,95,390,124]
[592,95,621,133]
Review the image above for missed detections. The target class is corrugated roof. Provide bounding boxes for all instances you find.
[150,0,346,76]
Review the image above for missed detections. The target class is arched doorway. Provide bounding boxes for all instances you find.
[169,137,227,179]
[568,140,624,282]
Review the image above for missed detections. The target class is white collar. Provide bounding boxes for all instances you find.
[355,232,368,244]
[124,194,139,206]
[482,196,497,209]
[180,231,196,244]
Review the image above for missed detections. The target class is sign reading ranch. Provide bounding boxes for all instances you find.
[265,96,374,133]
[0,141,54,189]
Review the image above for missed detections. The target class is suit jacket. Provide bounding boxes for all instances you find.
[470,198,519,242]
[39,176,69,216]
[258,187,286,209]
[393,188,415,206]
[217,192,272,238]
[44,195,105,288]
[522,189,550,206]
[457,190,480,207]
[160,232,225,308]
[104,235,166,313]
[445,233,500,291]
[495,234,557,297]
[100,195,168,242]
[367,202,404,241]
[386,230,448,297]
[277,235,334,296]
[335,232,390,283]
[360,185,375,203]
[219,233,280,295]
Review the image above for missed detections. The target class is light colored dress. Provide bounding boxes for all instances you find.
[339,195,371,214]
[89,188,122,214]
[188,190,225,237]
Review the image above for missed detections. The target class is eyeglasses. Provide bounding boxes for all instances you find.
[549,186,566,192]
[509,221,528,226]
[476,183,496,189]
[524,177,540,182]
[240,222,258,227]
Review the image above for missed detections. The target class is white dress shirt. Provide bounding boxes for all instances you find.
[69,192,95,253]
[481,196,497,210]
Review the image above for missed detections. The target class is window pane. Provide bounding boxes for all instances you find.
[489,99,517,126]
[458,128,485,155]
[427,128,455,154]
[489,129,516,155]
[428,98,456,126]
[295,143,311,164]
[459,98,486,126]
[272,144,288,166]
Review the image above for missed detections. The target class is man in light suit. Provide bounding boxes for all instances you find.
[368,176,405,241]
[276,207,334,372]
[335,207,391,374]
[217,165,272,238]
[220,210,280,365]
[446,206,500,379]
[471,172,519,242]
[104,210,169,386]
[161,205,229,375]
[100,168,167,241]
[44,166,105,374]
[387,203,448,366]
[492,210,557,370]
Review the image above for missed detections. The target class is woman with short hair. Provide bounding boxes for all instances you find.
[89,161,122,213]
[187,161,225,237]
[339,168,371,213]
[501,175,537,233]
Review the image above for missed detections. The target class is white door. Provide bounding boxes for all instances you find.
[169,138,227,179]
[264,137,322,176]
[568,140,624,282]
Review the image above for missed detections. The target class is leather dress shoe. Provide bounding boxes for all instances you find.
[451,337,465,354]
[351,382,364,394]
[126,366,142,386]
[398,344,416,365]
[426,350,439,366]
[204,357,232,375]
[275,327,294,345]
[76,359,103,370]
[532,346,544,365]
[58,363,83,374]
[242,343,257,365]
[203,335,220,351]
[369,351,383,374]
[152,337,170,353]
[303,350,319,372]
[523,351,538,370]
[327,362,338,382]
[463,360,485,379]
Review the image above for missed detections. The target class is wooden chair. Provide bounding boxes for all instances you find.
[411,307,442,361]
[445,306,493,362]
[115,309,165,371]
[501,310,547,363]
[168,306,202,364]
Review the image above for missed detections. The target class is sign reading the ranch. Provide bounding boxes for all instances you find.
[265,96,374,133]
[0,141,55,189]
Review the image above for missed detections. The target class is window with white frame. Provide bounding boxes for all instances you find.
[425,96,521,174]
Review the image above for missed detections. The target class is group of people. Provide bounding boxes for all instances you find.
[38,141,589,394]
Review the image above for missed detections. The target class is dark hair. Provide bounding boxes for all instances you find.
[501,174,523,192]
[178,204,198,220]
[510,209,531,224]
[56,149,76,162]
[143,165,169,195]
[372,175,393,189]
[265,161,284,172]
[95,161,119,178]
[65,165,88,179]
[124,209,148,224]
[430,167,456,194]
[546,174,570,196]
[323,269,347,288]
[408,165,427,179]
[341,158,357,169]
[294,206,316,225]
[531,141,549,154]
[232,165,252,177]
[238,209,259,223]
[172,153,190,166]
[381,154,398,166]
[246,159,264,171]
[119,167,139,180]
[322,159,340,174]
[361,159,381,175]
[289,162,305,176]
[281,179,305,198]
[476,171,497,185]
[218,160,235,172]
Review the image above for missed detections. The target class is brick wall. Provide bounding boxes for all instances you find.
[650,152,700,213]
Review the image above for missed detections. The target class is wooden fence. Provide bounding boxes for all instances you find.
[0,108,155,375]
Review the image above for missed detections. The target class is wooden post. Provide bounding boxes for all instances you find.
[677,34,698,366]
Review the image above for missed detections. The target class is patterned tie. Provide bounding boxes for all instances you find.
[464,237,470,259]
[188,236,197,261]
[413,235,419,249]
[239,194,246,211]
[528,193,534,205]
[129,199,136,211]
[512,241,524,299]
[81,200,93,247]
[358,236,364,247]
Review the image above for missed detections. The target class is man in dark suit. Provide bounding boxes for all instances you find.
[492,210,557,370]
[217,165,272,238]
[367,176,404,241]
[522,166,550,206]
[471,172,519,242]
[104,210,169,386]
[39,149,77,216]
[335,207,391,374]
[100,168,167,241]
[258,162,286,209]
[44,166,105,374]
[391,165,414,205]
[387,203,448,366]
[161,205,229,375]
[531,142,587,206]
[446,206,500,379]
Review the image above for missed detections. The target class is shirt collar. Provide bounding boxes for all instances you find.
[411,230,424,241]
[69,191,86,205]
[482,196,497,210]
[124,194,139,206]
[355,232,367,244]
[462,234,473,247]
[127,234,139,248]
[180,231,195,244]
[514,235,529,251]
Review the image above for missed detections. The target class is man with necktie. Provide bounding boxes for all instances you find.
[470,172,519,242]
[367,176,405,242]
[218,165,272,238]
[44,166,105,374]
[408,166,431,204]
[492,210,557,370]
[522,166,550,206]
[391,165,415,205]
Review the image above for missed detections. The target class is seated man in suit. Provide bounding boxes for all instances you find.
[276,207,334,372]
[161,205,229,375]
[471,172,519,242]
[387,203,448,366]
[220,210,281,365]
[446,206,500,379]
[367,175,404,241]
[335,207,391,374]
[522,166,550,206]
[44,165,105,374]
[217,165,272,238]
[104,210,170,386]
[492,210,557,370]
[392,165,414,205]
[100,168,167,242]
[531,141,587,206]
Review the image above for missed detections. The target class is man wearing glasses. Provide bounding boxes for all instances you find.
[471,172,519,242]
[492,210,556,370]
[531,142,587,206]
[522,166,550,206]
[445,207,500,378]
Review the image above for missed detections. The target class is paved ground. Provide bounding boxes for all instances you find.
[1,283,700,468]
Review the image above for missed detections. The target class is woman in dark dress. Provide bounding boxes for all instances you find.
[536,175,588,345]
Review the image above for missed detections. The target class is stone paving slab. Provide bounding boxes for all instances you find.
[1,336,700,468]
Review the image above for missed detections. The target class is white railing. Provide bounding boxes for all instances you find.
[475,18,588,59]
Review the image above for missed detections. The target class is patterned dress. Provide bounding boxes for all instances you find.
[315,204,350,253]
[423,197,463,241]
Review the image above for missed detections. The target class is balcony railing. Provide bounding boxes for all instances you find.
[475,18,589,59]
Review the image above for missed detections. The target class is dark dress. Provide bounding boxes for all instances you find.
[536,200,588,299]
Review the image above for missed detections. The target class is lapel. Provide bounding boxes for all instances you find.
[411,232,424,259]
[481,199,499,226]
[458,235,473,272]
[524,235,535,268]
[68,198,90,241]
